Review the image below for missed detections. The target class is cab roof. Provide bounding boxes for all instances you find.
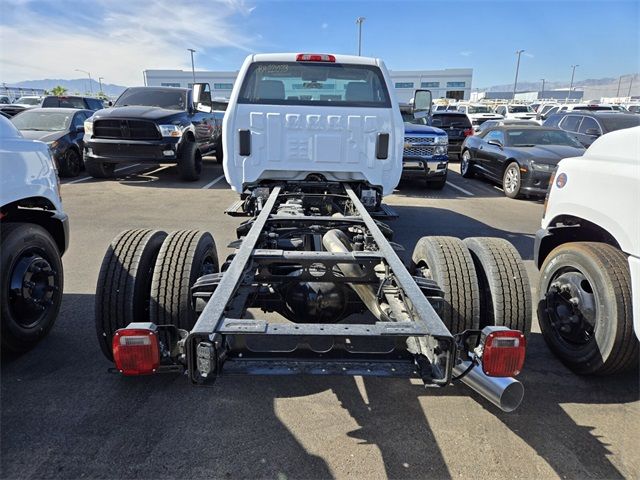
[249,53,382,66]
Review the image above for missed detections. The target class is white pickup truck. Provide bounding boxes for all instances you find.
[535,126,639,375]
[0,116,68,353]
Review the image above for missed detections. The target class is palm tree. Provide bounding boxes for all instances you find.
[51,85,67,96]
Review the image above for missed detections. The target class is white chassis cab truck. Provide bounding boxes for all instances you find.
[0,116,68,353]
[535,126,640,375]
[95,53,532,412]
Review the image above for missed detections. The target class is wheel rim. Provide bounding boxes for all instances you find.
[66,150,80,176]
[543,269,596,346]
[504,165,520,194]
[8,249,59,328]
[461,152,470,174]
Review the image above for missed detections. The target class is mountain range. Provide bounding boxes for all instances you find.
[7,78,128,97]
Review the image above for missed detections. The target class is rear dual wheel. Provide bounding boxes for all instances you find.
[94,229,218,361]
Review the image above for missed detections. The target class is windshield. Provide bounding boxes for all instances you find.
[509,105,533,113]
[467,106,492,114]
[114,88,187,110]
[430,114,471,128]
[600,114,640,131]
[11,110,73,131]
[505,128,583,147]
[15,97,41,105]
[238,62,391,108]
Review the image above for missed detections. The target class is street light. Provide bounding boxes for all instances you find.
[567,64,579,102]
[98,77,104,95]
[540,78,545,98]
[75,68,93,94]
[187,48,196,85]
[356,17,365,56]
[512,50,525,101]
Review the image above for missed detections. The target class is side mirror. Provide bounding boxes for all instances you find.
[412,89,432,119]
[192,82,212,112]
[585,128,600,137]
[487,139,503,148]
[108,100,113,107]
[75,125,84,133]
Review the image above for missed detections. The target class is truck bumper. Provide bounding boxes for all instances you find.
[402,155,448,178]
[84,137,182,164]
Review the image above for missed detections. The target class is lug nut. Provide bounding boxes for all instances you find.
[23,281,35,289]
[560,285,571,293]
[569,298,579,306]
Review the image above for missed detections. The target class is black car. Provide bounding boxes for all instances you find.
[460,126,585,198]
[11,107,93,177]
[427,111,473,158]
[42,95,104,111]
[83,85,222,181]
[543,111,640,148]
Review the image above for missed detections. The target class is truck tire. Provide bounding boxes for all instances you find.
[410,236,480,333]
[427,172,447,190]
[58,149,82,177]
[177,141,202,181]
[538,242,639,375]
[463,237,532,335]
[1,223,63,353]
[94,229,167,361]
[502,162,522,199]
[150,230,219,330]
[85,156,116,179]
[460,150,474,178]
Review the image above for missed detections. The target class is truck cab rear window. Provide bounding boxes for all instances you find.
[238,62,391,108]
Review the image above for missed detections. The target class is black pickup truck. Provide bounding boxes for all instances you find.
[83,84,222,181]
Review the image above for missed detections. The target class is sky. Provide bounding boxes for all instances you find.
[1,0,638,88]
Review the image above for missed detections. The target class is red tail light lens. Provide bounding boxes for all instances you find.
[481,329,526,377]
[112,326,160,376]
[464,128,474,137]
[296,53,336,62]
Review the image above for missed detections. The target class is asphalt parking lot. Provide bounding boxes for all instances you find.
[2,158,638,479]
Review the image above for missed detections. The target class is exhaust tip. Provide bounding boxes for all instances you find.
[498,380,524,412]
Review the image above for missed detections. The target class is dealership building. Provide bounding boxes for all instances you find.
[144,68,473,103]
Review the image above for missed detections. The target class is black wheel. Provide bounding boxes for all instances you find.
[58,149,81,177]
[502,161,521,198]
[94,229,167,361]
[427,171,447,190]
[1,223,63,353]
[463,237,532,335]
[85,154,116,179]
[177,141,202,181]
[150,230,219,330]
[410,236,480,333]
[460,150,474,178]
[538,242,638,375]
[215,139,224,164]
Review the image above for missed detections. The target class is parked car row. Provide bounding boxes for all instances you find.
[0,95,105,118]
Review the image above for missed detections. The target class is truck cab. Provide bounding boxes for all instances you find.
[221,53,430,200]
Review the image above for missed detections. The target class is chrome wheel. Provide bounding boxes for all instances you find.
[503,163,521,198]
[460,151,473,178]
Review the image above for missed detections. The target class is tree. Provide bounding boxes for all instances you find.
[51,85,67,96]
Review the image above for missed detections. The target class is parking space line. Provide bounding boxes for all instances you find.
[446,181,475,196]
[201,174,225,189]
[64,163,143,185]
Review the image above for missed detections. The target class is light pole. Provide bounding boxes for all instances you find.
[628,75,634,98]
[75,69,93,94]
[356,17,365,56]
[187,48,196,85]
[616,75,622,97]
[540,78,545,98]
[98,77,104,95]
[512,50,525,101]
[567,64,579,102]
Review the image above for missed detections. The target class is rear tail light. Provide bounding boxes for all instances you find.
[463,128,474,137]
[112,323,160,375]
[479,327,526,377]
[296,53,336,62]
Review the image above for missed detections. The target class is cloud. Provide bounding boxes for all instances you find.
[0,0,258,86]
[523,52,535,58]
[459,51,473,57]
[321,22,329,29]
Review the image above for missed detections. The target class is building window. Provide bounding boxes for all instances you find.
[446,90,465,100]
[395,82,414,89]
[161,82,181,87]
[213,83,234,90]
[447,81,466,88]
[421,82,439,88]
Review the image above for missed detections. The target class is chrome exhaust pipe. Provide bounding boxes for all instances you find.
[322,229,387,321]
[454,361,524,412]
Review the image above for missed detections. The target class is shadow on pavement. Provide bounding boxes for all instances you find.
[390,205,535,261]
[2,293,636,479]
